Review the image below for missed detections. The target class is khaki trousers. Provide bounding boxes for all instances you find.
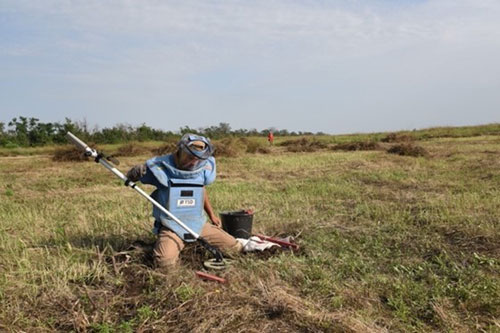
[153,222,242,268]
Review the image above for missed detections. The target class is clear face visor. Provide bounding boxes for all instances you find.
[177,141,207,170]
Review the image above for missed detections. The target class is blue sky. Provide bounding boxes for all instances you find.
[1,0,499,134]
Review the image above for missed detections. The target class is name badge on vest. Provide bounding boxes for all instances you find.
[177,198,196,207]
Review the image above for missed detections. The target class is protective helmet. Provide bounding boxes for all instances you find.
[177,133,214,160]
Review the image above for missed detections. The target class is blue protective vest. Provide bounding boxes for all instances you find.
[144,154,216,242]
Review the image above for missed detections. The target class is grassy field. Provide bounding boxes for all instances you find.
[0,126,499,332]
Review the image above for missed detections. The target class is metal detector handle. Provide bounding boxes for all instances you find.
[197,237,224,262]
[66,132,88,151]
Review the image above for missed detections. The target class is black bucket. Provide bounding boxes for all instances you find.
[220,210,253,239]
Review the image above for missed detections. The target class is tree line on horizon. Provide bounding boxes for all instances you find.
[0,117,323,147]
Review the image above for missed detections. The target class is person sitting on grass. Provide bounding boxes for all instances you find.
[126,133,242,270]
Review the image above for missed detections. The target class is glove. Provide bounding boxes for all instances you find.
[126,164,147,182]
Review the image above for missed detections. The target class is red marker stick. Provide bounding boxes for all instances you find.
[195,271,227,284]
[255,234,299,250]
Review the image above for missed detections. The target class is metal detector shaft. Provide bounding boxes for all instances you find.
[65,132,202,240]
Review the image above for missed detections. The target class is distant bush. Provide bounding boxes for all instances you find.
[148,137,271,158]
[381,133,414,143]
[213,138,247,157]
[151,142,177,156]
[331,141,380,151]
[255,146,271,154]
[280,138,327,152]
[280,138,305,147]
[115,143,151,157]
[1,116,326,148]
[4,116,498,149]
[4,142,19,149]
[387,143,428,157]
[52,146,92,162]
[240,138,271,154]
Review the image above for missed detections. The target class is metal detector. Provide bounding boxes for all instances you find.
[66,132,227,269]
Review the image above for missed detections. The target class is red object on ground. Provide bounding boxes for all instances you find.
[195,271,227,284]
[255,234,299,250]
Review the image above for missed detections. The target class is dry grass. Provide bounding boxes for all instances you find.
[381,133,415,143]
[213,138,246,157]
[280,137,328,152]
[214,137,272,157]
[1,128,499,332]
[331,141,381,151]
[115,143,152,157]
[52,145,93,162]
[387,143,429,157]
[241,138,272,154]
[151,142,177,156]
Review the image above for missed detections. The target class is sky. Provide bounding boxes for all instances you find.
[1,0,499,134]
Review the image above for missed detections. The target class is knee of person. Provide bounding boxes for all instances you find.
[227,241,243,254]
